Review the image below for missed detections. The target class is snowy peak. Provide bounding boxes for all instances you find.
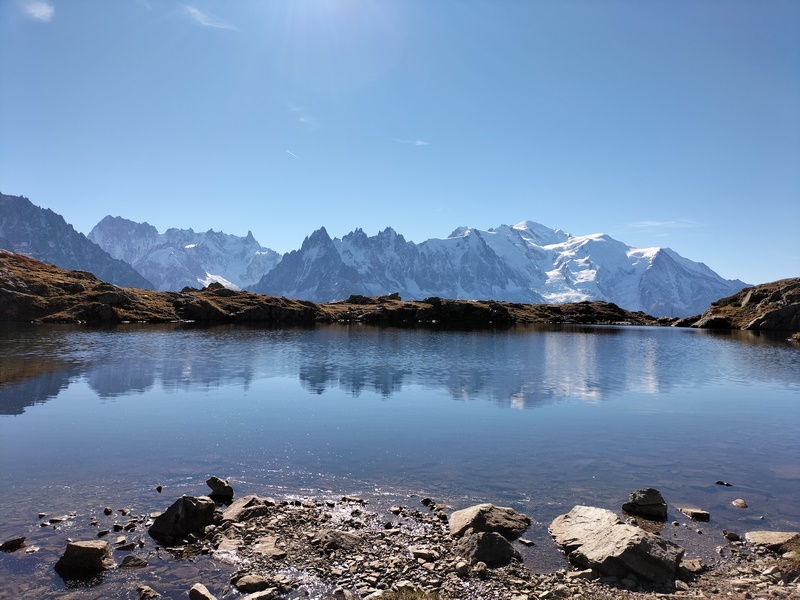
[88,217,281,291]
[252,221,747,317]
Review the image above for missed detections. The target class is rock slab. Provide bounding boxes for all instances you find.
[54,540,115,576]
[550,505,684,583]
[745,531,800,552]
[149,495,216,545]
[449,503,531,539]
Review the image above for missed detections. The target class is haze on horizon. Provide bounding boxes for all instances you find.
[1,0,798,285]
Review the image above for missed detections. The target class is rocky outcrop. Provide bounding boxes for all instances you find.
[682,278,800,332]
[148,495,216,545]
[622,488,668,521]
[549,505,684,583]
[54,540,115,576]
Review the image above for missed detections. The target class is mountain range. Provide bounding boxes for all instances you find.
[0,193,153,289]
[0,193,748,317]
[88,215,281,291]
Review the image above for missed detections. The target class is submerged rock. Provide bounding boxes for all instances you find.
[549,505,684,583]
[679,507,710,522]
[54,540,115,577]
[188,583,217,600]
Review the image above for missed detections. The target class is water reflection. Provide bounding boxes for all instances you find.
[0,324,797,416]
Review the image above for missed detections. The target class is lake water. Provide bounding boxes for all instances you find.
[1,323,798,598]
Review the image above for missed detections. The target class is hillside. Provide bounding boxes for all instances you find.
[680,278,800,332]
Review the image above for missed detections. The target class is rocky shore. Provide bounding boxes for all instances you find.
[4,479,798,600]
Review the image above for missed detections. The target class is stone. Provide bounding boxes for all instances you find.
[409,545,439,561]
[138,585,161,599]
[104,506,113,515]
[678,507,710,522]
[455,530,521,567]
[549,505,684,583]
[0,537,25,552]
[333,588,358,600]
[54,540,115,576]
[189,583,217,600]
[253,535,286,559]
[732,498,748,508]
[120,555,148,568]
[723,529,741,542]
[206,476,234,500]
[319,529,362,551]
[235,574,270,593]
[243,590,279,600]
[221,494,273,523]
[745,531,800,552]
[621,488,668,521]
[148,495,216,545]
[449,503,531,539]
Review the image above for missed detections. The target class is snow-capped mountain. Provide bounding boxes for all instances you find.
[88,216,281,291]
[0,193,154,289]
[251,221,748,317]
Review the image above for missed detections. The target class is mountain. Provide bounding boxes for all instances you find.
[0,193,154,289]
[88,216,281,291]
[251,221,748,317]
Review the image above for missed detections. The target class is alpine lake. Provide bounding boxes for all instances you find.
[1,322,798,598]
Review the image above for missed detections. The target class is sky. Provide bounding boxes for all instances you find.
[1,0,798,285]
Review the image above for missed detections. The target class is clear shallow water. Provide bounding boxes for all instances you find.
[0,323,798,598]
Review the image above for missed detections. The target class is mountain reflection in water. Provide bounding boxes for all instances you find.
[0,323,796,416]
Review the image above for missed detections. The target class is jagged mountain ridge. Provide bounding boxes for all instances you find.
[0,193,154,289]
[88,215,281,291]
[251,222,748,317]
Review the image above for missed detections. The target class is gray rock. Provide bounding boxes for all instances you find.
[621,488,668,521]
[449,503,531,539]
[456,530,521,567]
[549,505,684,583]
[732,498,748,509]
[206,476,234,500]
[54,540,115,576]
[148,495,216,545]
[189,583,217,600]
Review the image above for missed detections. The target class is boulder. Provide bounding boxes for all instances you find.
[449,503,531,539]
[206,476,234,500]
[119,555,148,568]
[188,583,217,600]
[0,537,25,552]
[745,531,800,552]
[455,530,521,567]
[234,574,270,593]
[622,488,668,521]
[148,495,216,545]
[549,505,684,583]
[54,540,115,576]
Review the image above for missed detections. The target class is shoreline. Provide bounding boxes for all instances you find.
[3,481,798,600]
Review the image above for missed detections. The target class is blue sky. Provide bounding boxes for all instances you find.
[1,0,798,285]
